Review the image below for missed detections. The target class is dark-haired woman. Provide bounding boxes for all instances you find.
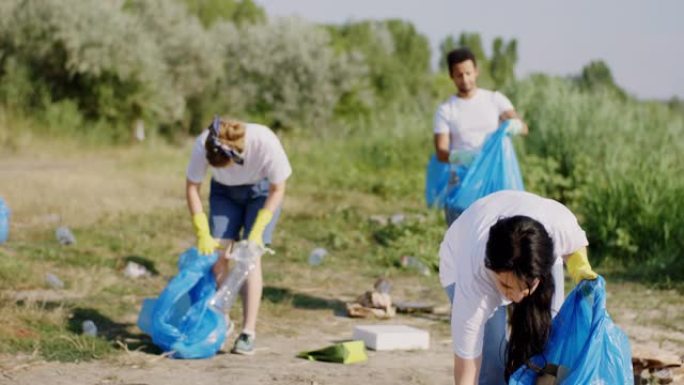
[438,190,597,385]
[185,116,291,355]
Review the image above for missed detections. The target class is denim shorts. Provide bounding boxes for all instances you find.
[209,179,281,245]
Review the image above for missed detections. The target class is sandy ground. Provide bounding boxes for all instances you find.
[2,303,683,385]
[1,318,455,385]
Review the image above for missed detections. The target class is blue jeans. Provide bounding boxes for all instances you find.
[444,263,564,385]
[209,179,281,245]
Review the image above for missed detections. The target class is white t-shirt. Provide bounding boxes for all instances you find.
[433,89,514,153]
[438,190,588,359]
[186,123,292,185]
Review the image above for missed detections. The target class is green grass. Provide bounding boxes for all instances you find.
[1,81,684,362]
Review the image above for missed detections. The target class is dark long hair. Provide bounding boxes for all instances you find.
[485,216,555,381]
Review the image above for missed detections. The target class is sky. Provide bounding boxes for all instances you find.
[255,0,684,100]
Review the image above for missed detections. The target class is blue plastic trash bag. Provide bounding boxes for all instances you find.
[446,121,524,213]
[147,247,226,359]
[509,276,633,385]
[424,155,467,208]
[0,197,10,244]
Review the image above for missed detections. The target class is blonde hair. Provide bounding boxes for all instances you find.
[205,118,246,167]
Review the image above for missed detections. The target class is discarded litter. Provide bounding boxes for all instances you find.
[55,226,76,245]
[297,340,367,364]
[308,247,328,266]
[0,197,10,244]
[389,213,406,225]
[374,278,392,294]
[210,241,270,314]
[123,261,150,279]
[400,255,431,276]
[346,279,396,319]
[352,324,430,351]
[45,273,65,289]
[82,320,97,336]
[394,301,435,314]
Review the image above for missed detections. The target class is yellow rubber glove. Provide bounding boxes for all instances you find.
[247,208,273,246]
[192,212,219,255]
[566,247,598,284]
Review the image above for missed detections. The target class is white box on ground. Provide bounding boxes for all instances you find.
[352,324,430,351]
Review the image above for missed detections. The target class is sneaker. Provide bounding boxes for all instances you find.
[231,333,255,355]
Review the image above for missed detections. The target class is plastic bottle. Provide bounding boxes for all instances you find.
[0,197,9,244]
[56,226,76,245]
[374,278,392,294]
[209,241,263,313]
[308,247,328,266]
[400,255,431,276]
[82,320,97,336]
[45,273,65,289]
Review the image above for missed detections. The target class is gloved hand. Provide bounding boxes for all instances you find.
[566,247,598,284]
[192,212,219,255]
[448,149,476,166]
[504,118,524,136]
[247,208,273,247]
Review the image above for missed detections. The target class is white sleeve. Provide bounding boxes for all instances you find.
[433,104,451,134]
[451,288,498,359]
[186,134,209,183]
[264,133,292,184]
[493,91,514,114]
[438,236,456,288]
[548,204,589,257]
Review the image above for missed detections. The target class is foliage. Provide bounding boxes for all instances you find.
[181,0,266,27]
[326,19,433,116]
[512,75,684,280]
[437,32,518,89]
[220,17,368,130]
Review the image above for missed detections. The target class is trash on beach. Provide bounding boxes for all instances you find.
[400,255,431,276]
[346,280,396,319]
[123,261,150,279]
[297,340,367,364]
[352,324,430,351]
[308,247,328,266]
[56,226,76,245]
[45,273,65,289]
[82,320,97,336]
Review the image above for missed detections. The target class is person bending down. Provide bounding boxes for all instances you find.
[439,190,597,385]
[185,116,292,355]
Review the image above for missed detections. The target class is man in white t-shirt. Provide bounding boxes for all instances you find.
[439,190,598,385]
[433,47,528,225]
[186,116,292,356]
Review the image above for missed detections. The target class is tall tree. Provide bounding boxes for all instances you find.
[182,0,265,28]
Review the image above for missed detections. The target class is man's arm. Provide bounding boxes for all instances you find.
[500,110,529,135]
[434,133,450,163]
[454,354,481,385]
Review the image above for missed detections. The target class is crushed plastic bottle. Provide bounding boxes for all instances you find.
[55,226,76,245]
[400,255,431,276]
[82,320,97,336]
[45,273,65,289]
[308,247,328,266]
[123,261,149,279]
[0,197,9,244]
[389,213,406,225]
[209,241,269,314]
[374,278,392,294]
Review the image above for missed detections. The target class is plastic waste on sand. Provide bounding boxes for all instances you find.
[400,255,431,276]
[45,273,65,289]
[209,241,271,314]
[56,226,76,245]
[308,247,328,266]
[0,197,10,244]
[82,320,97,336]
[123,261,150,279]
